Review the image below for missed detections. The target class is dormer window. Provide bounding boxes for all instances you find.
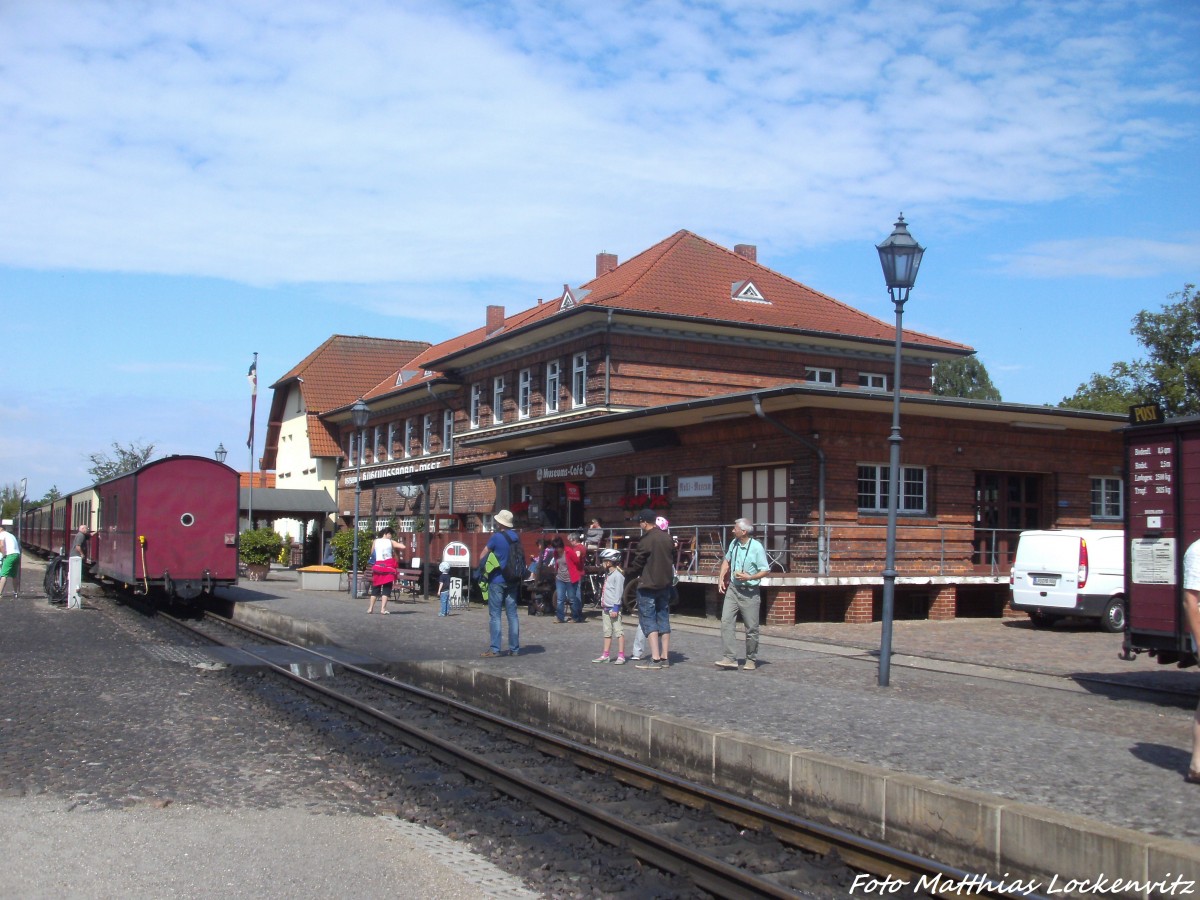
[559,284,591,311]
[732,280,770,304]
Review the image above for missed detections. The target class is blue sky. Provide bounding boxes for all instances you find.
[2,0,1197,500]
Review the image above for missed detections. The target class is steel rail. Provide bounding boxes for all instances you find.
[178,611,1051,900]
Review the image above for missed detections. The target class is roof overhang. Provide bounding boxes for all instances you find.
[460,384,1125,455]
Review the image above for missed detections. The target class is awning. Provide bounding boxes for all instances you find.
[241,487,336,519]
[476,430,678,478]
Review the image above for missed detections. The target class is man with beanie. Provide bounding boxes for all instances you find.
[624,507,676,669]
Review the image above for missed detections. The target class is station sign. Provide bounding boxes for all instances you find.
[677,475,713,498]
[536,461,597,481]
[342,458,446,488]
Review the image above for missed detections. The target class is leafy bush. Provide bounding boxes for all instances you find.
[238,528,284,566]
[330,528,373,571]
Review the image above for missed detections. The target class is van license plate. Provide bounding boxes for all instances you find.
[1032,576,1057,586]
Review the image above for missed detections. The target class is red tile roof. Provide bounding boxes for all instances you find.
[414,230,970,369]
[264,335,430,466]
[273,335,429,412]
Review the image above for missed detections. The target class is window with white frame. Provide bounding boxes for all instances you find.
[422,413,433,453]
[374,426,385,462]
[635,474,670,496]
[518,368,532,419]
[348,432,356,465]
[387,422,398,460]
[571,352,587,408]
[805,367,836,385]
[545,360,560,414]
[493,375,505,425]
[470,382,482,429]
[443,409,454,448]
[858,373,887,391]
[857,464,927,513]
[359,429,369,465]
[404,418,414,458]
[1091,476,1123,519]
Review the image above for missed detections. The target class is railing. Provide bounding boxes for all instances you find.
[655,522,1021,580]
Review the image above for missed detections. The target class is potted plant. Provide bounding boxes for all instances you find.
[239,528,283,582]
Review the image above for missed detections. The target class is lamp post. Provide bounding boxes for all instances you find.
[214,443,227,464]
[875,214,925,688]
[350,399,370,600]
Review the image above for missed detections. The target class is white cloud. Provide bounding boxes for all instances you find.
[0,0,1194,289]
[1000,236,1200,279]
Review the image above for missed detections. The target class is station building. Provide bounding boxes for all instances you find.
[276,229,1125,623]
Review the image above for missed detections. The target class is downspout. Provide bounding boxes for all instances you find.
[604,309,613,407]
[752,394,828,575]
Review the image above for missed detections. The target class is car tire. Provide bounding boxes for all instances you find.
[1100,596,1126,633]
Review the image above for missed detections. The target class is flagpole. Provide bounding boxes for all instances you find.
[247,352,258,529]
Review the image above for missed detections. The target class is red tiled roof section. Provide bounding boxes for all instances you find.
[306,413,342,459]
[579,230,970,350]
[416,231,970,366]
[239,471,275,489]
[273,335,430,413]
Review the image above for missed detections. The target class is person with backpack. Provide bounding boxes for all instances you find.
[479,509,524,658]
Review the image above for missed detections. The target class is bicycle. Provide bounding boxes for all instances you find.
[43,554,68,604]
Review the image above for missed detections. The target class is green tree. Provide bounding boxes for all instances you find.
[0,482,24,521]
[87,441,156,483]
[1062,283,1199,415]
[37,485,62,505]
[932,357,1001,401]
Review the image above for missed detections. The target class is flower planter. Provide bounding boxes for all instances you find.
[243,563,271,582]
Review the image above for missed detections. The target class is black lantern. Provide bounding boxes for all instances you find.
[876,213,925,298]
[214,443,227,464]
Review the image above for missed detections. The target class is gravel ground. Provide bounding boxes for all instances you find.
[0,576,537,900]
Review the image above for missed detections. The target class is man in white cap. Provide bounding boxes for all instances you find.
[0,520,20,599]
[480,509,522,658]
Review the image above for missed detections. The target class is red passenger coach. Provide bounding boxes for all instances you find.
[93,456,239,601]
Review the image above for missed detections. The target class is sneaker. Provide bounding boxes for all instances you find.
[635,658,662,670]
[743,660,757,671]
[510,649,520,657]
[380,610,390,615]
[481,650,501,658]
[714,658,738,669]
[660,656,670,668]
[613,655,626,665]
[592,654,610,663]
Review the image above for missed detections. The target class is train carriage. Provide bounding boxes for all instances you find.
[92,456,239,601]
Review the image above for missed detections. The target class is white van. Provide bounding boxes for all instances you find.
[1009,529,1125,632]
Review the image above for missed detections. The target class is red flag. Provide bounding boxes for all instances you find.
[246,358,258,449]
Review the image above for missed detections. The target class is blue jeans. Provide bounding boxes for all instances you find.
[439,590,450,615]
[637,585,673,636]
[556,579,582,622]
[488,579,520,654]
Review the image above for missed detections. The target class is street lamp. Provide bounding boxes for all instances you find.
[350,399,371,601]
[875,213,925,687]
[214,443,227,464]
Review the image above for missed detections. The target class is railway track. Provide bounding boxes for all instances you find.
[154,607,1048,900]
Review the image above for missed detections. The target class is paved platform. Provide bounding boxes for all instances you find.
[221,568,1200,892]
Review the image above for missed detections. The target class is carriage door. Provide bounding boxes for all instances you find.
[739,466,788,571]
[973,472,1041,573]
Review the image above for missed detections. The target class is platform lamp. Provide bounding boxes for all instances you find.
[875,214,925,688]
[350,398,371,601]
[214,443,227,464]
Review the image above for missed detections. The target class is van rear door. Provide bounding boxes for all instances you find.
[1011,532,1083,612]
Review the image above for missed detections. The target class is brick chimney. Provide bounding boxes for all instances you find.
[734,244,757,262]
[486,305,505,335]
[596,252,618,277]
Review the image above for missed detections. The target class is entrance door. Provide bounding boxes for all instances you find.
[973,472,1041,572]
[739,466,788,570]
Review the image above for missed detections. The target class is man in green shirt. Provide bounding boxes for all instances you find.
[715,518,770,671]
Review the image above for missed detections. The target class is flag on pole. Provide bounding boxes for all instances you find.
[246,356,258,449]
